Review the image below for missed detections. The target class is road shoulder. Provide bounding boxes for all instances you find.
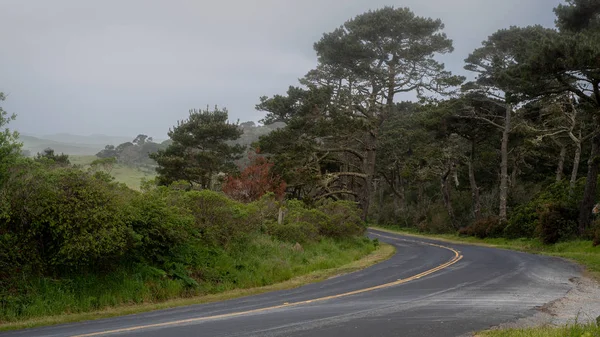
[369,226,600,334]
[0,243,396,332]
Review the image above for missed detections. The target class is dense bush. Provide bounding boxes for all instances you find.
[125,190,196,266]
[458,216,503,239]
[177,189,262,246]
[536,202,579,244]
[0,161,131,275]
[316,200,365,238]
[268,221,320,243]
[504,181,585,239]
[504,203,539,238]
[0,156,376,322]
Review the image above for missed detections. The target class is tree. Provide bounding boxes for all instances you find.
[35,148,70,166]
[90,157,117,174]
[259,7,463,219]
[151,106,244,188]
[222,150,286,203]
[431,97,499,221]
[96,145,118,159]
[462,26,551,222]
[504,1,600,232]
[0,92,21,183]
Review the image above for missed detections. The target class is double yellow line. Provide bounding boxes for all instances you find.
[73,232,463,336]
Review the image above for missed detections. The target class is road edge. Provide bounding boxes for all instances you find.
[0,242,396,332]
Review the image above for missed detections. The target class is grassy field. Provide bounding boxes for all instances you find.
[372,225,600,280]
[70,155,155,190]
[0,239,394,331]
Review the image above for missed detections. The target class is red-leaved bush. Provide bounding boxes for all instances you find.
[223,151,286,203]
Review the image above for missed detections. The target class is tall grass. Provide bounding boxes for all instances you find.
[0,235,376,323]
[480,322,600,336]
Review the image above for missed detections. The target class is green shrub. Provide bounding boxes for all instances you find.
[0,161,130,275]
[316,200,365,238]
[268,221,319,244]
[505,180,585,239]
[125,190,196,266]
[458,216,502,239]
[537,202,578,244]
[177,190,261,246]
[285,208,329,229]
[504,203,538,238]
[248,192,281,230]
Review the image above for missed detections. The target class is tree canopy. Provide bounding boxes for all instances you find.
[151,106,244,188]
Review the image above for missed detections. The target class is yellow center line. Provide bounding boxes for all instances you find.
[72,232,463,337]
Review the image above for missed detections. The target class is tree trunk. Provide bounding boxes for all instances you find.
[578,134,600,234]
[441,165,456,227]
[570,140,582,190]
[360,133,377,221]
[417,183,424,205]
[468,140,481,220]
[376,178,385,225]
[556,144,567,182]
[499,104,511,222]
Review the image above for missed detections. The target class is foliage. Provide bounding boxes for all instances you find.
[35,148,70,166]
[0,154,374,323]
[125,190,196,267]
[268,221,320,244]
[0,93,22,184]
[151,106,244,189]
[0,160,130,275]
[316,200,366,238]
[458,217,503,239]
[222,150,286,202]
[90,157,117,174]
[97,134,162,171]
[0,236,376,323]
[258,6,463,219]
[505,180,585,239]
[537,202,579,244]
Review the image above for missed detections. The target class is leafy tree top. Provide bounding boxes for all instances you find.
[151,106,244,188]
[313,6,463,99]
[555,0,600,32]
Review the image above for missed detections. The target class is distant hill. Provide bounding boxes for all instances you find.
[19,135,104,156]
[18,133,169,156]
[40,133,136,146]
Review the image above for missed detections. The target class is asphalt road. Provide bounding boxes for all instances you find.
[3,229,581,337]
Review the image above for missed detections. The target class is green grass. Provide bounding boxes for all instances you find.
[372,225,600,280]
[478,322,600,336]
[70,155,156,190]
[0,236,393,331]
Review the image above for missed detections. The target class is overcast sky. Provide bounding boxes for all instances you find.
[1,0,563,139]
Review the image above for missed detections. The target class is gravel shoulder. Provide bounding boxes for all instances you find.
[478,273,600,334]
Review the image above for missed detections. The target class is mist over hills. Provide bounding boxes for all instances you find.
[18,133,154,156]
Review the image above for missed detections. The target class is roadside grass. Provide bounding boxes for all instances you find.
[371,225,600,281]
[70,155,155,190]
[0,239,394,331]
[478,322,600,336]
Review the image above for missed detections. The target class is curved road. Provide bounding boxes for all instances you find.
[3,229,581,337]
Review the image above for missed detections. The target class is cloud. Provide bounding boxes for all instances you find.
[0,0,563,137]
